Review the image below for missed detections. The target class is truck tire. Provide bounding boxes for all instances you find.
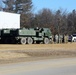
[73,39,76,42]
[27,37,33,44]
[20,38,26,44]
[43,38,50,44]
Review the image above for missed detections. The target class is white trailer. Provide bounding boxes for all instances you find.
[0,12,20,29]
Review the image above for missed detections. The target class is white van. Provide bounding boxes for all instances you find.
[72,34,76,42]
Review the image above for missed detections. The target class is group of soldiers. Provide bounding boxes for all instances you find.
[51,34,69,44]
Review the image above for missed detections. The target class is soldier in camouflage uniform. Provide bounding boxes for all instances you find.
[55,34,58,43]
[59,34,63,43]
[64,34,68,43]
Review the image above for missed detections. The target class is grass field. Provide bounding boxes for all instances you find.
[0,43,76,64]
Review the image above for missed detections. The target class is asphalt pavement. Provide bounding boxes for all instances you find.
[0,58,76,75]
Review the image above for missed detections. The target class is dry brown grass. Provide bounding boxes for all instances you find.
[0,43,76,64]
[0,43,76,50]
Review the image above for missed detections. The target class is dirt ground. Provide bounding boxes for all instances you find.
[0,43,76,64]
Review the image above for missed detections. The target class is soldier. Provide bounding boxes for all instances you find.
[62,35,65,43]
[66,34,69,43]
[51,35,54,44]
[64,34,68,43]
[55,34,58,43]
[59,34,63,43]
[53,35,56,43]
[71,35,73,42]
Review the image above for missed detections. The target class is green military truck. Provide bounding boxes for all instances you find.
[0,27,52,44]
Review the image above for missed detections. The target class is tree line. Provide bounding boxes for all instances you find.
[0,0,76,35]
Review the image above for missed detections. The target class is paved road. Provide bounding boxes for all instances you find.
[0,58,76,75]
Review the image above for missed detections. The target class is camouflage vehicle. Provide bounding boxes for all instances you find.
[0,27,52,44]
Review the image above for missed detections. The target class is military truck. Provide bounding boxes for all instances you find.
[0,27,52,44]
[0,12,52,44]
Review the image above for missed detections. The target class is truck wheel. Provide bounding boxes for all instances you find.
[73,39,76,42]
[27,37,33,44]
[43,38,50,44]
[20,38,26,44]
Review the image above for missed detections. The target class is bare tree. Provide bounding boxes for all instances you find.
[2,0,14,12]
[15,0,33,14]
[2,0,33,28]
[67,9,76,34]
[32,8,55,33]
[1,0,76,34]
